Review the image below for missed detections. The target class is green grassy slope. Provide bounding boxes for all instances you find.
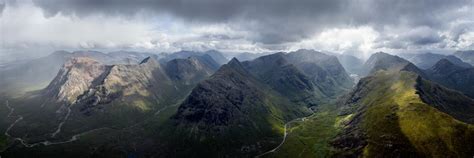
[264,104,346,158]
[200,69,474,158]
[333,71,474,157]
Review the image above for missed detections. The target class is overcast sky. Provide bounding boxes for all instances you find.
[0,0,473,60]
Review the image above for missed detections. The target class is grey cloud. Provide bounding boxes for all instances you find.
[201,34,236,41]
[0,3,4,15]
[404,27,444,45]
[374,26,447,50]
[450,22,474,42]
[32,0,471,45]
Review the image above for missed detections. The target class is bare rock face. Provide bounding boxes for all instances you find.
[102,57,169,97]
[75,57,174,114]
[45,57,108,103]
[44,56,173,109]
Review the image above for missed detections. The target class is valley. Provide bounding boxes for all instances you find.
[0,49,474,157]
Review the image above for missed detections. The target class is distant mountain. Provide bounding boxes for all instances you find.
[335,54,364,75]
[228,52,272,61]
[161,58,312,157]
[454,50,474,65]
[363,52,410,75]
[70,50,156,65]
[240,50,353,104]
[425,59,474,98]
[332,70,474,157]
[160,50,228,65]
[362,52,426,78]
[203,50,228,65]
[400,52,471,69]
[107,50,163,64]
[286,49,354,97]
[242,52,325,106]
[165,54,220,85]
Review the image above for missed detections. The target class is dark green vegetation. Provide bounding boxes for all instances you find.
[263,104,344,158]
[425,59,474,98]
[1,50,474,157]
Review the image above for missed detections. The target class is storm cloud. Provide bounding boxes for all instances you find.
[0,0,473,59]
[32,0,471,44]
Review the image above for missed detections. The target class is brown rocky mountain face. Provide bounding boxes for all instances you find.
[45,57,109,103]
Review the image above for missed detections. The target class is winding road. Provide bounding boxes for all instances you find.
[51,104,73,138]
[2,100,108,149]
[255,117,307,158]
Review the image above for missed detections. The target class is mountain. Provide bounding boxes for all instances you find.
[44,57,110,103]
[0,56,203,154]
[74,57,176,115]
[285,49,354,97]
[69,50,153,65]
[107,50,163,64]
[202,50,229,65]
[3,49,474,157]
[242,53,324,106]
[160,50,228,65]
[400,52,471,69]
[159,58,311,157]
[164,54,220,85]
[331,70,474,157]
[425,59,474,98]
[0,50,154,95]
[336,54,364,75]
[362,52,427,78]
[363,52,410,75]
[454,50,474,65]
[153,50,353,157]
[228,52,272,61]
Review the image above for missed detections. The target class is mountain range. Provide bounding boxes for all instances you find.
[1,49,474,157]
[400,52,471,69]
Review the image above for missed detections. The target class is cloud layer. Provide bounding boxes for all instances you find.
[0,0,473,58]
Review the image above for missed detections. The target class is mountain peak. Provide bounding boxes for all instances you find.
[435,58,455,67]
[213,57,249,77]
[139,56,152,64]
[139,56,159,66]
[228,57,240,65]
[64,57,100,67]
[428,58,464,74]
[371,51,391,57]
